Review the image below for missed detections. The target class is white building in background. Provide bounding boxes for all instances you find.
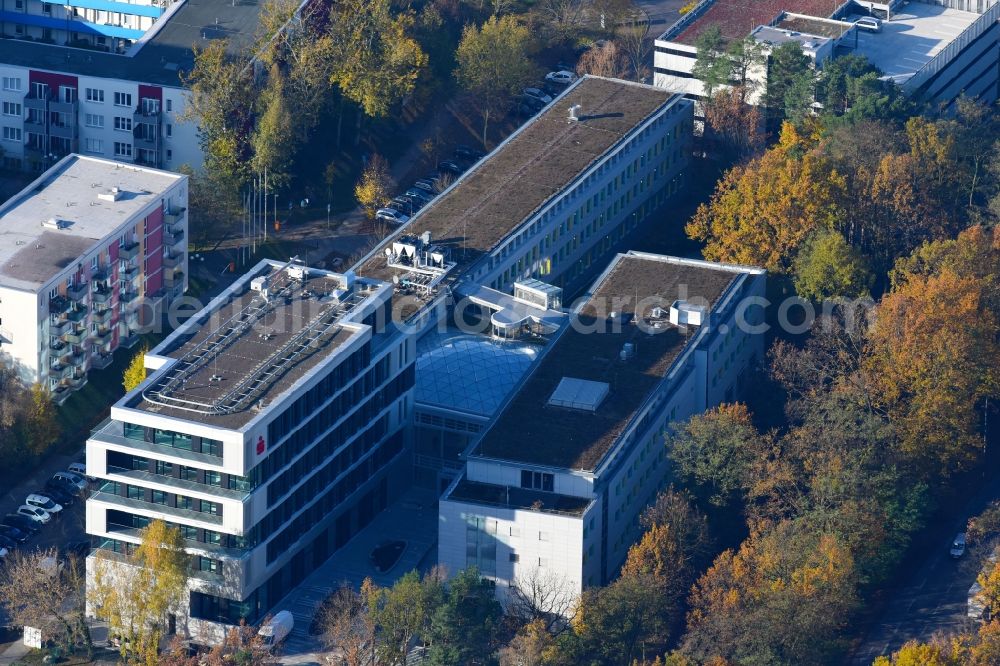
[438,252,766,607]
[0,0,278,172]
[0,153,187,400]
[653,0,999,111]
[85,259,414,642]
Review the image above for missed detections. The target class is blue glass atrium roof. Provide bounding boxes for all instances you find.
[415,330,540,417]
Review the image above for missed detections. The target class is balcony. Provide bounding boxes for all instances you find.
[164,208,186,226]
[89,490,224,527]
[23,94,48,113]
[133,108,161,123]
[119,242,140,261]
[67,306,88,323]
[120,265,139,282]
[50,98,77,116]
[63,329,86,345]
[91,269,109,283]
[67,282,88,301]
[93,308,113,325]
[133,130,159,152]
[91,353,114,370]
[49,296,70,316]
[49,122,77,140]
[92,289,113,305]
[50,319,70,336]
[162,254,181,269]
[49,363,72,380]
[23,115,46,134]
[165,229,184,247]
[165,270,184,288]
[49,338,67,354]
[92,328,113,347]
[67,348,86,367]
[67,374,87,390]
[120,290,138,305]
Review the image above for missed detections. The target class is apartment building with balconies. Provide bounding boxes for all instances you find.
[0,153,188,400]
[85,259,415,643]
[0,0,281,171]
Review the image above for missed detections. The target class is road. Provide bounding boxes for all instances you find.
[850,473,1000,664]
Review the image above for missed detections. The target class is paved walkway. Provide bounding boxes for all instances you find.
[274,487,439,665]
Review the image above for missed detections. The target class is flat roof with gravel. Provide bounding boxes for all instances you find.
[356,77,678,284]
[0,154,182,292]
[470,252,743,472]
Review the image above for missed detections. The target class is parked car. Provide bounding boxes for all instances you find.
[375,208,410,225]
[391,197,418,215]
[68,461,90,480]
[951,532,967,559]
[42,484,75,507]
[437,160,464,176]
[545,70,578,85]
[258,610,294,649]
[64,540,90,559]
[52,471,86,493]
[0,525,29,544]
[454,145,485,161]
[401,195,426,211]
[26,493,62,516]
[0,534,18,550]
[17,505,51,524]
[405,188,433,203]
[2,514,40,535]
[413,180,437,194]
[855,16,882,32]
[522,87,553,105]
[516,100,543,117]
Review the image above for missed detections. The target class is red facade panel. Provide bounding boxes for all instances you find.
[29,70,78,92]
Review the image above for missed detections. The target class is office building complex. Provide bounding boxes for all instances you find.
[354,76,694,492]
[85,259,414,642]
[83,75,696,640]
[654,0,999,110]
[0,0,274,171]
[0,153,187,399]
[438,252,766,607]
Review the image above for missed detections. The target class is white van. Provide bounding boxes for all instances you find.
[257,611,294,649]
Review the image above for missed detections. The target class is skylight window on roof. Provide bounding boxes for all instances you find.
[548,377,609,412]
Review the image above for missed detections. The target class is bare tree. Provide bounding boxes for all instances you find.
[615,17,652,81]
[538,0,587,40]
[0,549,93,658]
[317,581,376,666]
[576,41,630,79]
[507,567,575,633]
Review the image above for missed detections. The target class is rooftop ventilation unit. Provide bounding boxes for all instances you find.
[568,104,583,122]
[97,186,122,202]
[620,342,636,361]
[669,300,707,327]
[41,217,64,230]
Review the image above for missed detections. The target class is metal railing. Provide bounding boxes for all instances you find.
[903,0,1000,93]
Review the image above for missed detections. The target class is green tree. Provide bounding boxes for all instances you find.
[326,0,428,119]
[765,41,813,121]
[426,568,503,666]
[454,15,535,147]
[91,520,190,666]
[181,41,257,188]
[667,403,769,506]
[792,229,873,301]
[23,383,60,456]
[251,66,296,189]
[725,35,766,102]
[123,344,148,393]
[560,575,669,666]
[369,569,445,665]
[690,25,729,97]
[354,154,394,219]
